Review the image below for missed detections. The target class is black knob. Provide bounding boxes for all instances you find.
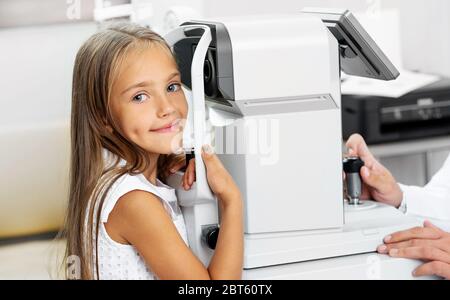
[343,157,365,205]
[343,157,364,174]
[204,226,220,250]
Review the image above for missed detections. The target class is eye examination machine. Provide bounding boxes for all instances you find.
[165,8,430,279]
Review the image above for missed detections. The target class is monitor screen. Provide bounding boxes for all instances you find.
[302,8,400,81]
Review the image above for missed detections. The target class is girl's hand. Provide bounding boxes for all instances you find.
[182,156,196,191]
[201,145,241,203]
[168,145,241,205]
[159,153,186,183]
[158,153,196,191]
[181,145,241,206]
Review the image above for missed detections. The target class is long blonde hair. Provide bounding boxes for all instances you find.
[60,23,179,280]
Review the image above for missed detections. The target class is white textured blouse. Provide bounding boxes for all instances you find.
[92,169,188,280]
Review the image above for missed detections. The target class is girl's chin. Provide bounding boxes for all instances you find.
[145,135,183,155]
[147,144,184,155]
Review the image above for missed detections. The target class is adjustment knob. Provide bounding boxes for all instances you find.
[202,225,220,250]
[343,157,365,205]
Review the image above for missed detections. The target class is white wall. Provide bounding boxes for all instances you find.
[385,0,450,77]
[0,22,97,238]
[0,23,96,126]
[205,0,370,16]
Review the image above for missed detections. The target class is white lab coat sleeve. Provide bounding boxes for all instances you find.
[398,154,450,221]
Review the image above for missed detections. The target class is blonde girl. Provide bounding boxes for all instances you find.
[62,23,243,280]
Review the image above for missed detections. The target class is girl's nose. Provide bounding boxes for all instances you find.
[156,96,176,118]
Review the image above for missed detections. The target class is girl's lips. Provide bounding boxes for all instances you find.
[150,119,181,133]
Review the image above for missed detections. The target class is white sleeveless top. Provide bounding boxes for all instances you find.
[93,169,188,280]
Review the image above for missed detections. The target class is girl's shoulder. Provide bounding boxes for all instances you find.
[100,172,179,224]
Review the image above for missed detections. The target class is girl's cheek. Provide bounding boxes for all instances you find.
[179,98,189,118]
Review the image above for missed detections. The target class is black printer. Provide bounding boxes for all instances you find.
[342,78,450,144]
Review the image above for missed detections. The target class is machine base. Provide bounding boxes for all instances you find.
[243,201,421,269]
[243,252,438,279]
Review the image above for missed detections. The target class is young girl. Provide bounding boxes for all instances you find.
[62,23,243,280]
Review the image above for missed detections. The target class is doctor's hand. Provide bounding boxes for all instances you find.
[377,221,450,279]
[345,134,403,208]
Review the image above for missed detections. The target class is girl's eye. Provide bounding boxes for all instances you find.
[132,93,148,103]
[167,83,181,93]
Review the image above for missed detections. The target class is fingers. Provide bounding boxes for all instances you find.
[169,162,185,174]
[384,225,442,244]
[201,144,222,171]
[188,158,196,185]
[345,134,384,197]
[346,134,383,190]
[377,239,436,254]
[413,261,450,279]
[378,223,450,279]
[359,165,391,194]
[360,183,371,200]
[181,144,221,191]
[163,154,186,178]
[360,165,385,190]
[345,134,374,162]
[182,158,195,190]
[424,220,445,233]
[201,144,214,159]
[388,246,450,265]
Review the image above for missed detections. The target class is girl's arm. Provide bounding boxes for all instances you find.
[104,145,243,279]
[197,145,243,279]
[207,191,243,279]
[106,189,211,279]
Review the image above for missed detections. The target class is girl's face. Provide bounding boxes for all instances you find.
[109,44,188,155]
